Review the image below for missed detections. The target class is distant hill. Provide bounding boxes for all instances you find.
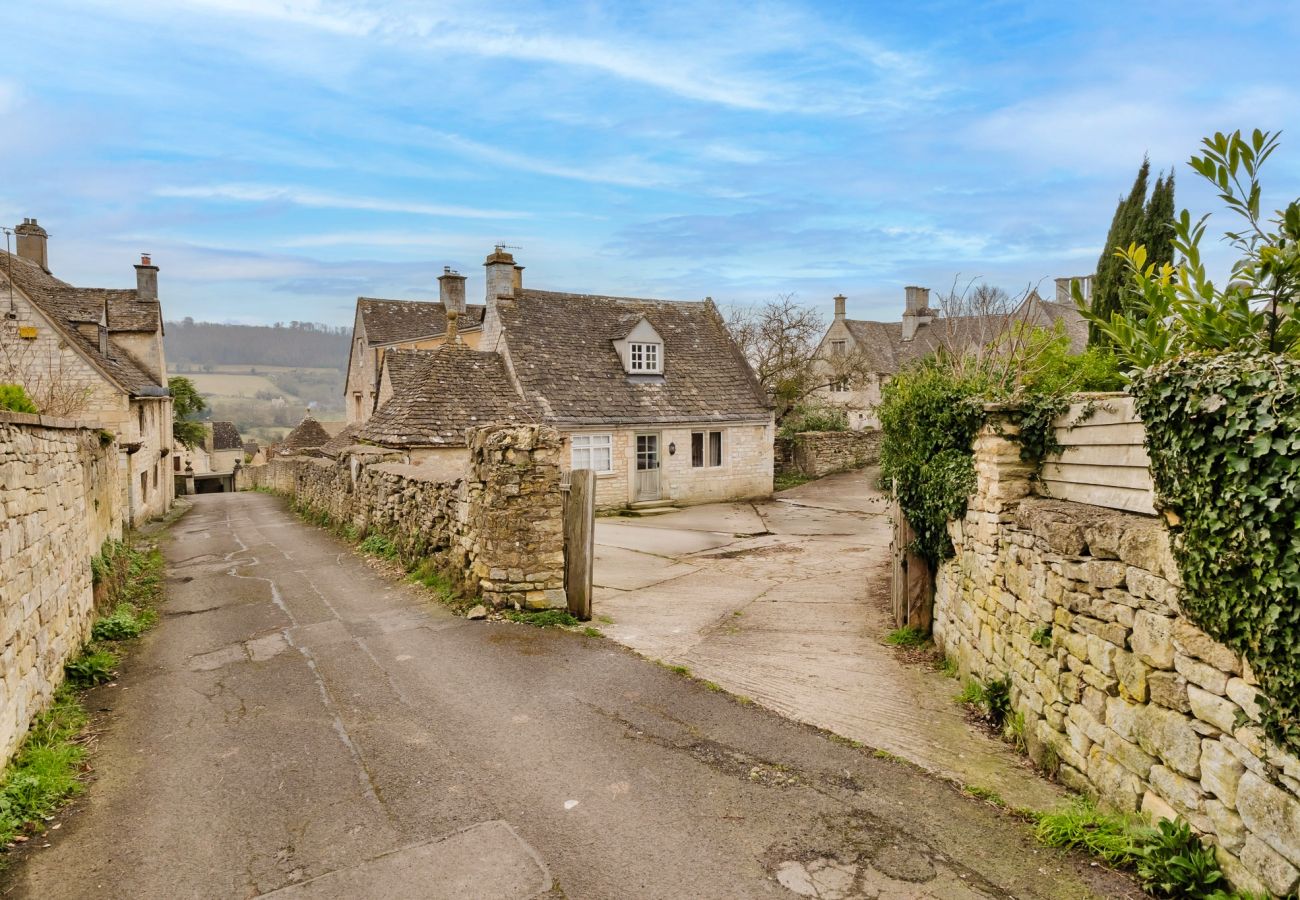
[165,319,350,371]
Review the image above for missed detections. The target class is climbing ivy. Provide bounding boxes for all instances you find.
[878,361,987,568]
[1130,351,1300,751]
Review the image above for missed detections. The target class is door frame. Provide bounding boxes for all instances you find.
[634,431,662,501]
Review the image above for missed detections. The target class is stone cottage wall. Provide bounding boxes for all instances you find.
[775,429,881,478]
[933,417,1300,897]
[245,424,566,610]
[1,412,123,766]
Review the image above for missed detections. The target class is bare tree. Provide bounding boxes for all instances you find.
[929,277,1071,393]
[0,330,94,417]
[725,294,876,421]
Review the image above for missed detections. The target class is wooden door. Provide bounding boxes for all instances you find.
[635,433,660,501]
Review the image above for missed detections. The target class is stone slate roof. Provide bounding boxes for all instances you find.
[380,349,430,395]
[497,290,770,425]
[357,298,486,345]
[280,415,332,452]
[841,295,1086,375]
[211,421,242,450]
[0,250,167,395]
[319,423,361,458]
[360,346,540,447]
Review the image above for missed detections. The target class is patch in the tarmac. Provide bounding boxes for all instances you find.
[765,813,999,899]
[259,820,552,899]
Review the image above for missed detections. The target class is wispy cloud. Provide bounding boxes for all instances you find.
[154,184,529,220]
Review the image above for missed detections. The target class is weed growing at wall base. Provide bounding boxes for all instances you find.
[2,537,167,854]
[0,685,88,849]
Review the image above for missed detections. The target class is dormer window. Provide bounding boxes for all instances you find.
[629,342,661,373]
[613,317,667,375]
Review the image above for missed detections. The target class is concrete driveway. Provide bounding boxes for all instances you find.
[594,469,1063,812]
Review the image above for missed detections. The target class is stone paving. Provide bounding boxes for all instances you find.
[594,469,1065,812]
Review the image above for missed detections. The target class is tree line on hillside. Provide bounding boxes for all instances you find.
[165,319,350,371]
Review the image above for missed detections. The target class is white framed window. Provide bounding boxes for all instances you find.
[691,430,723,468]
[830,379,850,393]
[629,342,661,373]
[571,433,613,473]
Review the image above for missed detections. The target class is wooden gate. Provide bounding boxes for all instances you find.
[889,479,933,632]
[562,469,596,620]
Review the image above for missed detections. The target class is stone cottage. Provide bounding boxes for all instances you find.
[350,248,774,510]
[344,279,487,424]
[814,279,1089,429]
[174,420,245,494]
[1,219,173,524]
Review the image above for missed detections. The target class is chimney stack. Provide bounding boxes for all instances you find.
[438,266,467,316]
[14,218,49,272]
[135,253,158,302]
[901,285,932,342]
[512,264,524,293]
[833,294,846,321]
[484,246,516,305]
[904,285,930,316]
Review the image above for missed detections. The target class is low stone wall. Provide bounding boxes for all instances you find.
[243,424,566,611]
[775,429,881,478]
[1,412,123,765]
[934,417,1300,897]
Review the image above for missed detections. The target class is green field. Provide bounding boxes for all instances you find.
[187,373,283,398]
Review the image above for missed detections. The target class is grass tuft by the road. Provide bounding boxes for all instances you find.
[1,540,165,854]
[502,609,581,628]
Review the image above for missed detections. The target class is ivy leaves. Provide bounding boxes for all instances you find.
[1132,351,1300,751]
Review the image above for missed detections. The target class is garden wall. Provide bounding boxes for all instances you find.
[241,424,567,611]
[933,416,1300,897]
[1,412,123,765]
[775,429,881,478]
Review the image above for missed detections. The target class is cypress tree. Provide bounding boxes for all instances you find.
[1090,158,1150,345]
[1141,170,1176,274]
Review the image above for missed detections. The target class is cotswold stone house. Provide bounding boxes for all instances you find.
[814,279,1089,429]
[1,219,173,524]
[349,248,774,509]
[344,286,487,424]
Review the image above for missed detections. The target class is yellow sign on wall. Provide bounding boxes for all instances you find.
[17,326,38,339]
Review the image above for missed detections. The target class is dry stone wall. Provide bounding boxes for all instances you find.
[1,412,123,765]
[775,429,881,478]
[243,424,566,611]
[933,416,1300,897]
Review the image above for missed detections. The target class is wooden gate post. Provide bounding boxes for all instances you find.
[564,468,596,620]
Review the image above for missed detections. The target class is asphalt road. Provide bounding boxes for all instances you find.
[2,492,1137,899]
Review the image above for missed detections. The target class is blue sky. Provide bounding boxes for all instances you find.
[3,1,1298,326]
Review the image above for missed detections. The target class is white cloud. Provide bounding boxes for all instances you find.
[154,183,530,219]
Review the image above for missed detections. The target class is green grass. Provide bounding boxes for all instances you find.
[502,609,580,628]
[957,680,986,705]
[773,472,814,492]
[0,685,89,846]
[596,615,614,625]
[963,785,1006,807]
[1035,797,1141,865]
[582,627,603,638]
[700,680,723,692]
[938,656,959,678]
[884,626,930,648]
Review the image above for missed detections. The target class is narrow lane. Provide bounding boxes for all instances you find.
[5,493,1136,900]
